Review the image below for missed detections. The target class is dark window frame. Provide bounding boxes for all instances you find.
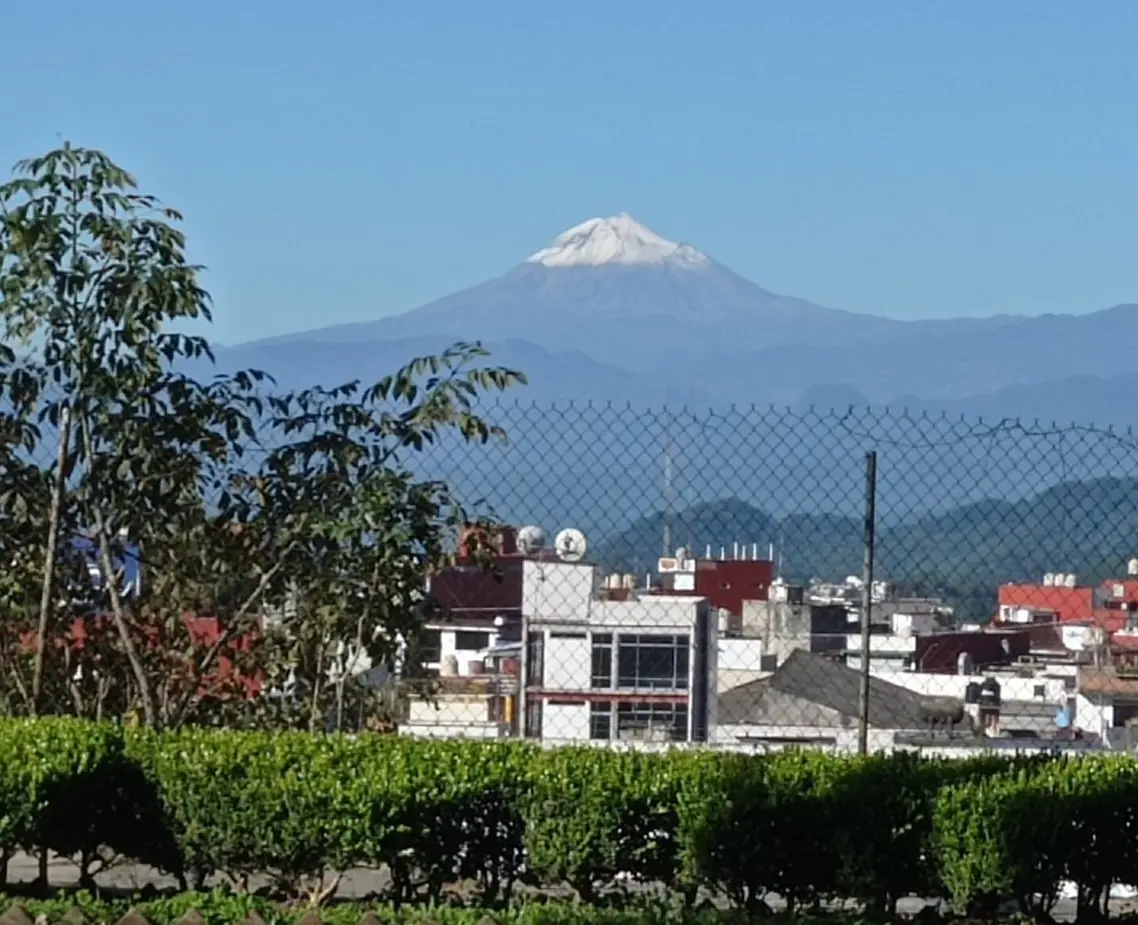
[454,630,491,651]
[591,632,614,689]
[615,701,688,742]
[525,631,545,688]
[418,629,443,664]
[589,701,613,740]
[615,633,690,691]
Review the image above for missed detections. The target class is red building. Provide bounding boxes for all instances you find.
[651,547,773,617]
[998,580,1095,624]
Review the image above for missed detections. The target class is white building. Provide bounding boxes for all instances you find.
[399,673,519,740]
[520,558,718,746]
[845,605,947,672]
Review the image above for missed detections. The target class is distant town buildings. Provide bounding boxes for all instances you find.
[392,525,1138,755]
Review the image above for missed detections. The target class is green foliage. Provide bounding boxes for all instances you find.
[523,747,683,902]
[8,718,1138,916]
[0,142,525,732]
[932,755,1138,920]
[0,718,133,881]
[674,751,844,914]
[0,894,754,925]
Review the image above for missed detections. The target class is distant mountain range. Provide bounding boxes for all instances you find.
[211,214,1138,425]
[595,477,1138,621]
[196,214,1138,580]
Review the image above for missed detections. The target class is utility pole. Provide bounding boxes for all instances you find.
[662,411,673,557]
[857,451,878,756]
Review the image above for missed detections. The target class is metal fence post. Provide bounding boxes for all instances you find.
[857,451,878,755]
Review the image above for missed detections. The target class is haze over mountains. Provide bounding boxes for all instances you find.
[215,214,1138,425]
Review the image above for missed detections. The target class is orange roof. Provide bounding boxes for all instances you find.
[999,584,1095,622]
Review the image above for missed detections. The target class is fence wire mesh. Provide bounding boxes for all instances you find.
[407,400,1138,754]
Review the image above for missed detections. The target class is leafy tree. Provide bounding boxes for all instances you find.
[0,142,524,729]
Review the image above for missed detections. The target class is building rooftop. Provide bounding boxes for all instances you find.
[718,649,933,729]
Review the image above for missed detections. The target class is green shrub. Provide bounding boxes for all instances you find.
[0,892,753,925]
[1038,756,1138,919]
[674,751,841,913]
[523,746,683,902]
[128,727,363,893]
[0,718,135,884]
[7,716,1138,914]
[342,737,534,905]
[932,761,1072,918]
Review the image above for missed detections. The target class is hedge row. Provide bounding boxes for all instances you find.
[0,896,749,925]
[0,719,1134,917]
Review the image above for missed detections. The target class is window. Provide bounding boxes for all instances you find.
[616,634,689,690]
[1033,684,1046,699]
[589,702,612,740]
[591,633,613,688]
[455,631,490,651]
[1114,702,1138,728]
[416,629,442,664]
[616,702,688,742]
[525,631,544,688]
[525,699,543,739]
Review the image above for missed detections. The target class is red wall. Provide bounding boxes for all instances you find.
[915,629,1032,673]
[694,559,774,616]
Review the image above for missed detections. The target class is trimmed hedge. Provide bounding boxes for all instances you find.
[0,718,1133,916]
[0,895,757,925]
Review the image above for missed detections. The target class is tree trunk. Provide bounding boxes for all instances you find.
[31,406,72,716]
[308,637,326,734]
[79,414,158,728]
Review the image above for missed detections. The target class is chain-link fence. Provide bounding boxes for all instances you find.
[403,400,1138,754]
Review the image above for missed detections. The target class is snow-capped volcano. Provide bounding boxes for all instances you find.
[527,213,709,268]
[245,212,900,370]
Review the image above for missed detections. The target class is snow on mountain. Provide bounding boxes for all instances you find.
[211,213,1138,423]
[248,214,893,368]
[526,213,709,268]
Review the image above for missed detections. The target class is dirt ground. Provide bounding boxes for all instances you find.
[6,852,1137,922]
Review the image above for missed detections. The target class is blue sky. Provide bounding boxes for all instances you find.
[3,2,1138,344]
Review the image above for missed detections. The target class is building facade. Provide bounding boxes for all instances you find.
[520,558,718,745]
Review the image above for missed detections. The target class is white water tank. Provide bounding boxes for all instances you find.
[440,654,459,676]
[717,608,732,633]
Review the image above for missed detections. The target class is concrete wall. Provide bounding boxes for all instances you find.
[1076,693,1112,738]
[543,633,591,690]
[523,560,598,624]
[713,722,896,754]
[885,672,1067,703]
[542,701,590,742]
[845,633,916,671]
[406,695,490,726]
[401,694,509,739]
[399,721,508,739]
[592,596,703,630]
[717,637,768,692]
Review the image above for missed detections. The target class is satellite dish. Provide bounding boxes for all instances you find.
[517,525,547,556]
[554,527,588,563]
